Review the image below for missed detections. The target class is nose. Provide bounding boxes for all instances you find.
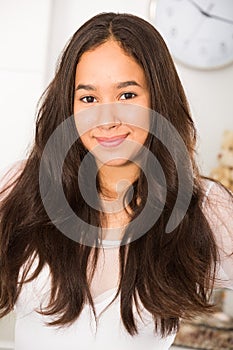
[98,121,121,130]
[97,104,122,130]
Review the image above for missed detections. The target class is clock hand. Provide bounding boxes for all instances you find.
[187,0,233,25]
[207,13,233,25]
[187,0,210,17]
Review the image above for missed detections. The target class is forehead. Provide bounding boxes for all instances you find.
[79,40,133,62]
[75,40,147,84]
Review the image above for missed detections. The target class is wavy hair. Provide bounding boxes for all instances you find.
[0,12,223,336]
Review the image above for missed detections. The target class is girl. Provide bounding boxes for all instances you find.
[0,12,233,350]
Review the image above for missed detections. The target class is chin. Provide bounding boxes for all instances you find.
[97,158,131,167]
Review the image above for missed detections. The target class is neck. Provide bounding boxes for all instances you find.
[97,162,140,240]
[98,161,140,200]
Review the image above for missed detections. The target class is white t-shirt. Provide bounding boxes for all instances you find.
[14,258,177,350]
[1,161,233,350]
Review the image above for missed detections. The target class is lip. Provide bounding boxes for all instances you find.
[95,134,129,147]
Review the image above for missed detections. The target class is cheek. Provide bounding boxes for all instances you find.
[74,113,92,144]
[134,128,149,144]
[78,132,95,152]
[74,116,92,150]
[129,107,150,138]
[74,106,101,138]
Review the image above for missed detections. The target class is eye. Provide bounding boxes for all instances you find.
[80,96,97,103]
[120,92,137,100]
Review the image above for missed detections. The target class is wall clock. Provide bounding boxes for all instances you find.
[149,0,233,70]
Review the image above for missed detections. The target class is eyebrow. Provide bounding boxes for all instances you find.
[75,80,142,91]
[76,84,96,91]
[116,81,142,89]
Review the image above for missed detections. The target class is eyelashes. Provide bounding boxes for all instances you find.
[79,92,137,104]
[80,96,97,103]
[120,92,137,100]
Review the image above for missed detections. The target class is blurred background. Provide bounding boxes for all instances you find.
[0,1,233,349]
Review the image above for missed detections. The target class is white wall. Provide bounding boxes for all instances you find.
[0,0,52,175]
[176,63,233,175]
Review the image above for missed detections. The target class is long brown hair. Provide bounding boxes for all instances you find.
[0,12,226,337]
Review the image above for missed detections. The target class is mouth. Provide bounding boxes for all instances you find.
[95,134,129,148]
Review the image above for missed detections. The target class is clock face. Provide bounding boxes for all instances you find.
[150,0,233,69]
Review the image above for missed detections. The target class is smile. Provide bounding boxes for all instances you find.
[95,134,129,148]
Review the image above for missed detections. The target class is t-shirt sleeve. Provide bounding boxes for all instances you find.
[202,180,233,289]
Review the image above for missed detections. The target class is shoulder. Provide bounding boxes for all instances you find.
[0,159,27,186]
[15,254,52,314]
[201,178,233,227]
[0,159,27,200]
[201,178,233,288]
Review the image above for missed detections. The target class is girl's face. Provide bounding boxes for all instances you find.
[73,40,150,166]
